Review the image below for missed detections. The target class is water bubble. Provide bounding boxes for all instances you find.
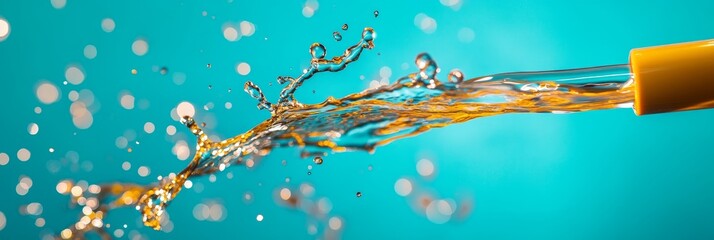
[0,153,9,166]
[83,45,97,59]
[51,0,66,9]
[0,18,9,42]
[313,156,323,165]
[132,39,149,56]
[415,53,438,80]
[36,82,59,104]
[0,211,5,231]
[160,67,168,75]
[341,24,348,30]
[416,158,435,177]
[206,63,211,69]
[223,25,239,42]
[373,10,379,17]
[333,31,342,41]
[356,192,362,197]
[236,62,251,75]
[28,123,39,135]
[394,178,413,196]
[176,101,196,118]
[17,148,31,161]
[101,18,115,33]
[309,43,326,59]
[239,21,255,37]
[414,13,438,34]
[362,28,376,42]
[447,69,464,83]
[328,217,342,230]
[415,53,433,70]
[65,66,85,85]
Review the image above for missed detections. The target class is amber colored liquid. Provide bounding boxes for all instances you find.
[56,27,635,239]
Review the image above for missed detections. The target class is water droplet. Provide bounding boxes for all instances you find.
[208,85,213,90]
[374,10,379,17]
[307,171,312,175]
[160,67,168,75]
[313,156,323,165]
[243,81,273,110]
[244,82,262,99]
[447,69,464,83]
[309,43,326,59]
[356,192,362,197]
[415,53,438,80]
[362,28,376,42]
[333,31,342,41]
[415,53,433,70]
[206,64,211,69]
[277,76,294,85]
[341,24,348,30]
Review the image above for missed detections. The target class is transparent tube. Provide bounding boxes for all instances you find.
[475,64,633,91]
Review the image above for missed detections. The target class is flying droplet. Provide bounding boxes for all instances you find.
[244,82,262,100]
[447,70,464,83]
[309,43,326,59]
[342,24,348,30]
[373,10,379,17]
[160,67,168,75]
[362,28,376,42]
[277,76,294,85]
[356,192,362,197]
[415,53,433,70]
[333,31,342,41]
[243,81,273,110]
[313,156,323,165]
[415,53,438,80]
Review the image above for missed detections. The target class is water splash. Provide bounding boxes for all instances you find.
[57,26,635,238]
[242,27,376,112]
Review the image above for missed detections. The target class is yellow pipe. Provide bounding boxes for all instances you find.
[630,39,714,115]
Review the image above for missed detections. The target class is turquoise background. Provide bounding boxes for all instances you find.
[2,0,714,239]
